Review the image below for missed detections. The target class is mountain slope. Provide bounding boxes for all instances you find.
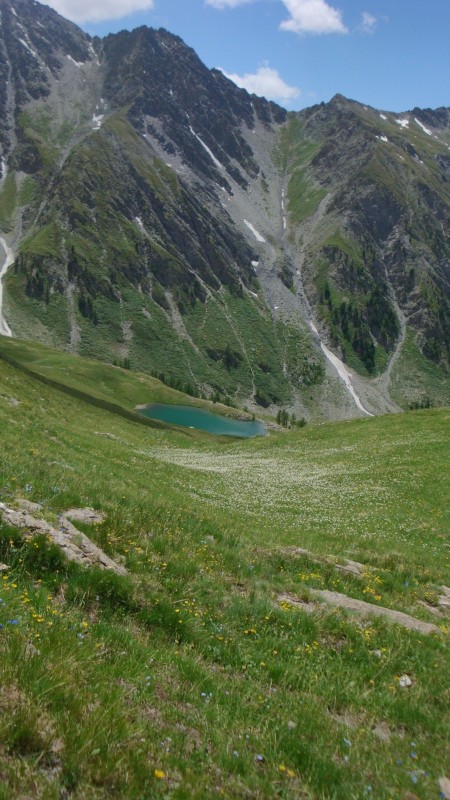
[0,0,448,419]
[281,96,450,372]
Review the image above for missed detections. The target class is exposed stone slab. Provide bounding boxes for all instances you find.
[0,503,126,575]
[277,591,441,635]
[439,776,450,800]
[281,546,365,577]
[16,498,43,513]
[62,507,106,525]
[438,586,450,609]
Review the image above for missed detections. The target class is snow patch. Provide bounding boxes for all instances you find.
[414,117,432,135]
[308,322,373,416]
[0,158,8,184]
[0,238,15,337]
[244,220,266,243]
[134,216,145,232]
[18,38,38,60]
[67,54,84,68]
[248,290,258,298]
[251,260,259,268]
[281,188,287,230]
[376,135,389,143]
[92,113,104,130]
[395,118,409,129]
[11,6,17,15]
[379,113,387,120]
[189,126,224,171]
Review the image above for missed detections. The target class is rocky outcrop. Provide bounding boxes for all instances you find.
[0,503,126,575]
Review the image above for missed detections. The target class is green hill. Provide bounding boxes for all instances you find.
[0,346,448,799]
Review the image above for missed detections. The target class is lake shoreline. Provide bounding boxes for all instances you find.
[136,403,266,438]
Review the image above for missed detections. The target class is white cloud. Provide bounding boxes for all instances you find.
[45,0,154,22]
[220,64,300,103]
[207,0,347,35]
[359,11,377,33]
[280,0,347,35]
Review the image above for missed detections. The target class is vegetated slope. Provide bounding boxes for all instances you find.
[0,0,449,419]
[0,352,449,799]
[279,97,450,389]
[0,334,259,430]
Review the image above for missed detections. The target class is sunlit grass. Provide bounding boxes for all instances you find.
[0,352,448,799]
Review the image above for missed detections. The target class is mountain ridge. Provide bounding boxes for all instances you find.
[0,0,448,420]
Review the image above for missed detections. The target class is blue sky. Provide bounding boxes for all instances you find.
[47,0,449,112]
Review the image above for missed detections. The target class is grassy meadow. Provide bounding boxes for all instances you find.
[0,342,449,799]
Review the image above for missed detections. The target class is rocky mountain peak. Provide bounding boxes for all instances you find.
[0,0,93,154]
[101,25,286,188]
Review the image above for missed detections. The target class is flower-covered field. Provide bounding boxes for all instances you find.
[0,351,449,799]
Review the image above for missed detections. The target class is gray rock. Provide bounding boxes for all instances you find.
[63,508,106,525]
[16,498,43,513]
[0,504,126,575]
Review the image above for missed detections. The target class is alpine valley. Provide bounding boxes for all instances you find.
[0,0,449,419]
[1,3,450,798]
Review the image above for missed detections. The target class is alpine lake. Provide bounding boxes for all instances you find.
[138,404,266,438]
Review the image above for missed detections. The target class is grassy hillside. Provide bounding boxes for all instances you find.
[0,336,255,422]
[281,99,450,387]
[0,349,448,799]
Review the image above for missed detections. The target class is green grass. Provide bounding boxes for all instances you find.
[0,347,448,799]
[18,176,37,206]
[287,170,327,225]
[0,336,253,423]
[390,327,450,408]
[275,116,327,225]
[0,172,18,230]
[20,221,63,258]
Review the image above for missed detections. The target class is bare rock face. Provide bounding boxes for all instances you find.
[0,0,92,157]
[62,507,106,525]
[0,503,126,575]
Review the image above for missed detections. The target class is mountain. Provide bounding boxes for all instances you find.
[0,0,449,420]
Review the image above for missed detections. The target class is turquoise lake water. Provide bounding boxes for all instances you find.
[138,404,266,438]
